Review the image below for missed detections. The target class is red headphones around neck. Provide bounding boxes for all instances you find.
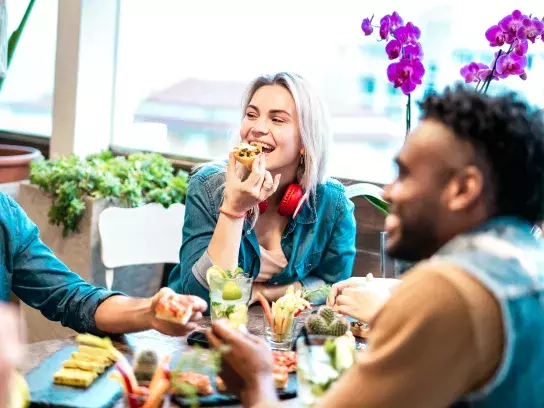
[258,183,307,218]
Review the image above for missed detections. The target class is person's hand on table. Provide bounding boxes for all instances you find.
[326,275,373,307]
[206,319,279,406]
[249,282,268,305]
[334,286,388,323]
[149,288,207,336]
[0,303,25,408]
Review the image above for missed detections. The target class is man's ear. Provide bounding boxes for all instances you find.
[444,165,484,212]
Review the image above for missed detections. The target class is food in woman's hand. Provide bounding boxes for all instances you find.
[272,350,297,373]
[172,371,214,396]
[155,292,195,325]
[306,306,349,336]
[232,142,263,170]
[260,285,311,342]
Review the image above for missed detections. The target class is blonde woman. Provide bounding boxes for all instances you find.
[169,72,356,307]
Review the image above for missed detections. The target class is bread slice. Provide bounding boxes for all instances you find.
[155,293,194,325]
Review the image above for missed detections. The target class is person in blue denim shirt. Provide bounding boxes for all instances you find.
[205,86,544,408]
[0,193,206,337]
[169,72,356,307]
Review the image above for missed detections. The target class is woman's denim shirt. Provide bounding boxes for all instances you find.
[169,164,356,307]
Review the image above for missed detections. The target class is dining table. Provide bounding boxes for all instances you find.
[21,304,300,408]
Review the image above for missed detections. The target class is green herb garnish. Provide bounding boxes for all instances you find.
[302,285,332,303]
[171,345,230,407]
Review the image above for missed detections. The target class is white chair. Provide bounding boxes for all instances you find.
[345,182,385,200]
[98,203,186,290]
[345,182,388,216]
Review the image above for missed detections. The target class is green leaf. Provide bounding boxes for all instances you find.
[0,0,37,92]
[363,195,390,216]
[224,305,235,317]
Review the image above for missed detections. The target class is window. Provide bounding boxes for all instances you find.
[113,1,544,184]
[0,0,58,137]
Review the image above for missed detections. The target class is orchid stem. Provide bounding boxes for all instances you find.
[482,49,503,94]
[406,93,411,137]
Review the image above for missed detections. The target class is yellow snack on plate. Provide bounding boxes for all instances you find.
[78,345,117,362]
[71,352,112,366]
[53,368,98,388]
[62,359,106,374]
[75,333,114,350]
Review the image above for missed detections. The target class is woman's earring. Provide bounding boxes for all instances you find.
[300,153,305,165]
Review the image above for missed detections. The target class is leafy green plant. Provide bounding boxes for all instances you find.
[30,151,188,237]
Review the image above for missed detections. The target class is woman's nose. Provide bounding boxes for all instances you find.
[252,118,269,135]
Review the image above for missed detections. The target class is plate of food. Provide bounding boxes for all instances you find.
[25,334,125,408]
[170,349,298,407]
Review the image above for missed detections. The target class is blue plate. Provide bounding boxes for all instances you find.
[25,345,123,408]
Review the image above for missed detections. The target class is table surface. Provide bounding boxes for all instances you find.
[22,305,299,408]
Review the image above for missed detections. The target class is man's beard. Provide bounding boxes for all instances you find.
[387,215,441,262]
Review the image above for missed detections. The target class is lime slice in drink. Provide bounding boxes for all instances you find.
[333,336,355,372]
[206,265,228,286]
[222,281,243,301]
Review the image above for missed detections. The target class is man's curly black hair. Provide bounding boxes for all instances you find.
[419,84,544,223]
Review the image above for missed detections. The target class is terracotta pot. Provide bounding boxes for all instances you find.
[0,144,42,183]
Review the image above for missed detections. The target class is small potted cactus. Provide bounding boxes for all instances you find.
[305,306,349,337]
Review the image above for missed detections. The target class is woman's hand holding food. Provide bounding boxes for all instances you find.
[222,153,281,215]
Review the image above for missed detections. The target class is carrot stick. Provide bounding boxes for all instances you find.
[141,378,169,408]
[257,292,273,327]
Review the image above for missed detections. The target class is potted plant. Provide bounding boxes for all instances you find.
[18,151,188,284]
[0,0,42,184]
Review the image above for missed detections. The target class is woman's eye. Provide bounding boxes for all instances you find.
[272,117,284,123]
[246,112,257,119]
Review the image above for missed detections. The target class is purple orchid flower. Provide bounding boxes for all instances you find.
[460,62,489,83]
[496,52,528,79]
[385,39,401,59]
[499,10,529,44]
[361,17,373,36]
[485,25,506,47]
[380,15,391,40]
[517,17,544,43]
[394,22,421,44]
[390,12,404,30]
[404,42,424,59]
[387,58,425,95]
[514,40,529,56]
